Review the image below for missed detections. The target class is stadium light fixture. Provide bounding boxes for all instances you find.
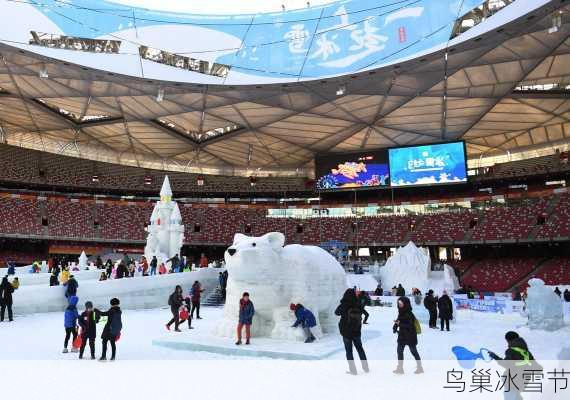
[549,12,562,34]
[156,87,165,102]
[39,66,48,79]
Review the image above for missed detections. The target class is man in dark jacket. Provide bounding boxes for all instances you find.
[105,259,113,277]
[7,262,15,275]
[423,290,438,329]
[335,288,369,375]
[396,284,405,297]
[437,290,453,331]
[150,256,158,276]
[393,296,422,374]
[49,272,59,287]
[564,289,570,302]
[357,290,370,324]
[168,254,180,273]
[489,331,541,400]
[554,287,561,297]
[99,298,122,361]
[190,281,204,319]
[0,276,15,321]
[78,301,100,359]
[65,275,78,298]
[116,263,128,279]
[166,285,184,332]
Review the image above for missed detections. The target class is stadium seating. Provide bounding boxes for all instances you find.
[410,211,478,243]
[536,193,570,239]
[470,199,548,241]
[527,257,570,285]
[96,202,153,241]
[461,258,540,292]
[46,200,96,238]
[0,144,308,194]
[0,196,42,235]
[0,194,568,246]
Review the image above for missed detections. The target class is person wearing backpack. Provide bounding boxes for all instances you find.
[99,298,122,361]
[166,285,184,332]
[437,290,453,332]
[393,296,423,374]
[335,288,369,375]
[488,331,541,400]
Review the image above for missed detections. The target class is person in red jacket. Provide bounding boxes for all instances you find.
[199,253,208,268]
[140,256,149,276]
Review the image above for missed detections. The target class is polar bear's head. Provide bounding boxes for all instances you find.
[225,232,285,281]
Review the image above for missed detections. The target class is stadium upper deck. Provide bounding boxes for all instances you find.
[0,0,568,177]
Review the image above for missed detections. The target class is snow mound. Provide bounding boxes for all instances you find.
[379,241,458,294]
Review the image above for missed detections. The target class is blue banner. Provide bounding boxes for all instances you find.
[453,297,507,313]
[25,0,487,79]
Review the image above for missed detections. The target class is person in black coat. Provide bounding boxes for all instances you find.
[49,272,59,287]
[116,263,128,279]
[393,296,423,374]
[105,259,113,277]
[396,284,405,297]
[335,288,369,375]
[0,276,15,321]
[564,289,570,303]
[99,298,122,361]
[437,290,453,332]
[65,275,78,298]
[357,290,370,324]
[78,301,100,359]
[166,285,184,332]
[423,290,438,329]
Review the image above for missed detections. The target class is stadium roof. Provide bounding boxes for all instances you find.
[0,0,569,177]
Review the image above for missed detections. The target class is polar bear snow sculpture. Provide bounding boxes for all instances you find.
[215,232,347,341]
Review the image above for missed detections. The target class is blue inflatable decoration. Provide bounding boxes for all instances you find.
[452,346,492,369]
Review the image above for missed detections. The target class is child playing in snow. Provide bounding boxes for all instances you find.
[78,301,100,359]
[63,295,79,353]
[180,296,193,329]
[99,298,122,361]
[290,303,317,343]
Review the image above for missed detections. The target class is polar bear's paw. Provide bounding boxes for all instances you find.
[270,325,305,341]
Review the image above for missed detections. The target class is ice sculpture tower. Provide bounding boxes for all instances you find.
[144,176,185,267]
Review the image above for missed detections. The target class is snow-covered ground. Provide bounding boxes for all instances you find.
[1,305,568,400]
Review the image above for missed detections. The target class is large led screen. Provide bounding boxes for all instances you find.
[315,151,389,190]
[388,141,468,187]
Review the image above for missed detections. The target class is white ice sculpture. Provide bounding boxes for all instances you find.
[144,176,185,269]
[215,232,347,341]
[78,251,88,270]
[526,278,565,331]
[379,241,458,294]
